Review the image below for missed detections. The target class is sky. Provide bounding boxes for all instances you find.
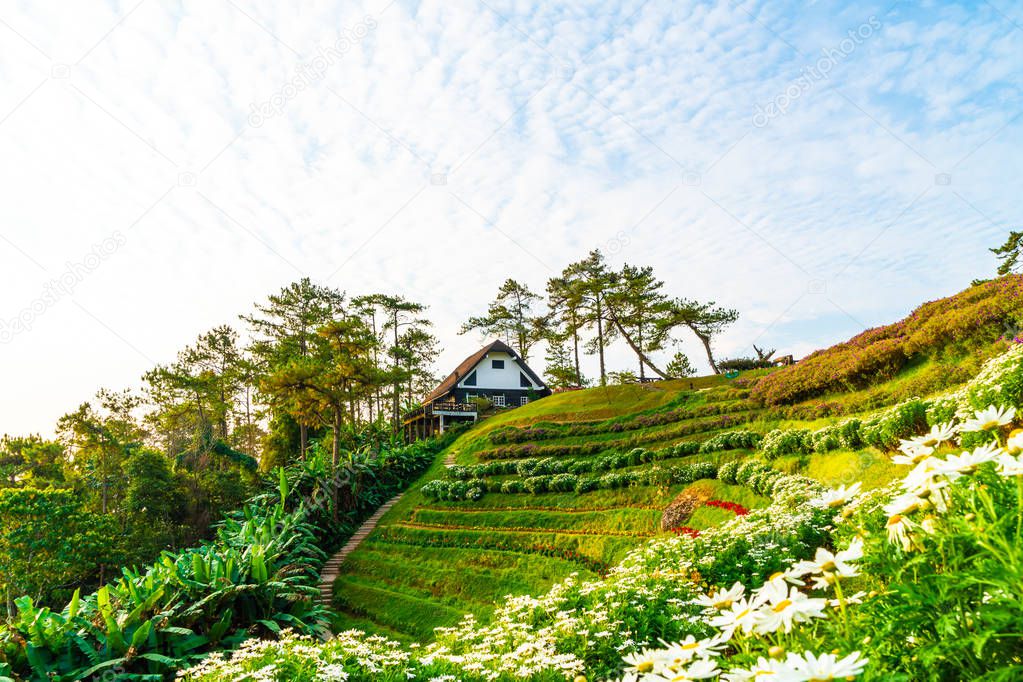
[0,0,1020,437]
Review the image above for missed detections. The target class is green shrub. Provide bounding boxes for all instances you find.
[718,460,740,483]
[761,428,811,459]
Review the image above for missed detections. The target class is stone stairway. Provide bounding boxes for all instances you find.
[317,495,402,607]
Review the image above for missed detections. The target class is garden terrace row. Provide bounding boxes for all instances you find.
[486,395,756,444]
[331,543,587,640]
[475,413,760,460]
[449,431,761,480]
[422,460,719,501]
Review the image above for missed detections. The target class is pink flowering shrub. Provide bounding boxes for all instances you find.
[752,276,1023,405]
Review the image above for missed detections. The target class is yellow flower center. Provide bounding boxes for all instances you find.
[821,560,837,572]
[638,661,654,673]
[773,599,792,613]
[769,572,784,581]
[887,514,903,526]
[682,642,699,650]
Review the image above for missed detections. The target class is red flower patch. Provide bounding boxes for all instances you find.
[704,499,749,516]
[671,526,700,538]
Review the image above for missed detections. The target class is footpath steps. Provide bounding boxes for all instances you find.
[317,495,402,607]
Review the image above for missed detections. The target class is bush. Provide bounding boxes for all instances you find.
[698,430,763,453]
[549,473,579,492]
[761,428,812,459]
[718,460,740,483]
[500,479,525,494]
[717,357,775,371]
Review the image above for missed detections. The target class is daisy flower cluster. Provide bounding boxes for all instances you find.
[177,629,415,681]
[885,406,1019,551]
[618,534,867,682]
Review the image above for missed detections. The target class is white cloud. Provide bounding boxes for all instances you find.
[0,0,1020,435]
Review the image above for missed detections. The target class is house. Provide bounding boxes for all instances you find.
[402,339,551,441]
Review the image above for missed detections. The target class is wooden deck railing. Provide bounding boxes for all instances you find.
[402,402,478,422]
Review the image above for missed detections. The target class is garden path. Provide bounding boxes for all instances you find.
[316,494,402,606]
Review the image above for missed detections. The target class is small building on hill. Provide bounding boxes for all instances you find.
[403,339,551,441]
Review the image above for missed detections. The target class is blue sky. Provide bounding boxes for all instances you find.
[0,0,1020,435]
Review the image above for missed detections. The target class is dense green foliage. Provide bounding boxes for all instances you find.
[0,436,444,680]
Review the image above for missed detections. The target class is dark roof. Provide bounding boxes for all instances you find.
[424,339,546,403]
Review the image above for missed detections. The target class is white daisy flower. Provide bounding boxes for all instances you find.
[792,538,863,588]
[996,452,1023,477]
[722,656,785,681]
[1006,428,1023,455]
[658,635,725,665]
[782,650,868,680]
[917,422,958,447]
[961,405,1016,432]
[623,648,665,675]
[648,658,721,681]
[693,583,745,612]
[883,493,924,517]
[939,442,1002,475]
[812,482,862,509]
[892,443,934,466]
[707,598,758,639]
[752,585,827,635]
[752,569,805,601]
[885,513,917,551]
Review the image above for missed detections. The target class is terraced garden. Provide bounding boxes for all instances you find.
[326,372,933,639]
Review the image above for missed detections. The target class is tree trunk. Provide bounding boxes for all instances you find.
[332,408,342,523]
[638,324,646,380]
[690,327,720,374]
[570,310,581,385]
[299,423,308,460]
[607,309,671,380]
[595,297,607,386]
[392,313,400,432]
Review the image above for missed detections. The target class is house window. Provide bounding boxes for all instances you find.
[463,370,477,386]
[492,394,506,407]
[492,359,505,369]
[520,397,530,406]
[519,372,531,387]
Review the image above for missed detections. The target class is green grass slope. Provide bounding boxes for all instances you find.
[330,277,1023,642]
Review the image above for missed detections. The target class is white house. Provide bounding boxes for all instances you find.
[403,339,550,439]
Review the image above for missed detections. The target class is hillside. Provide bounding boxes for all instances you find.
[327,277,1023,641]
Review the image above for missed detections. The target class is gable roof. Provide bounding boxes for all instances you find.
[424,339,545,403]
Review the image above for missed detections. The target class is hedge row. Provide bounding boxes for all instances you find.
[488,398,754,444]
[449,430,761,482]
[760,398,928,459]
[422,462,718,501]
[476,413,757,460]
[718,459,824,505]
